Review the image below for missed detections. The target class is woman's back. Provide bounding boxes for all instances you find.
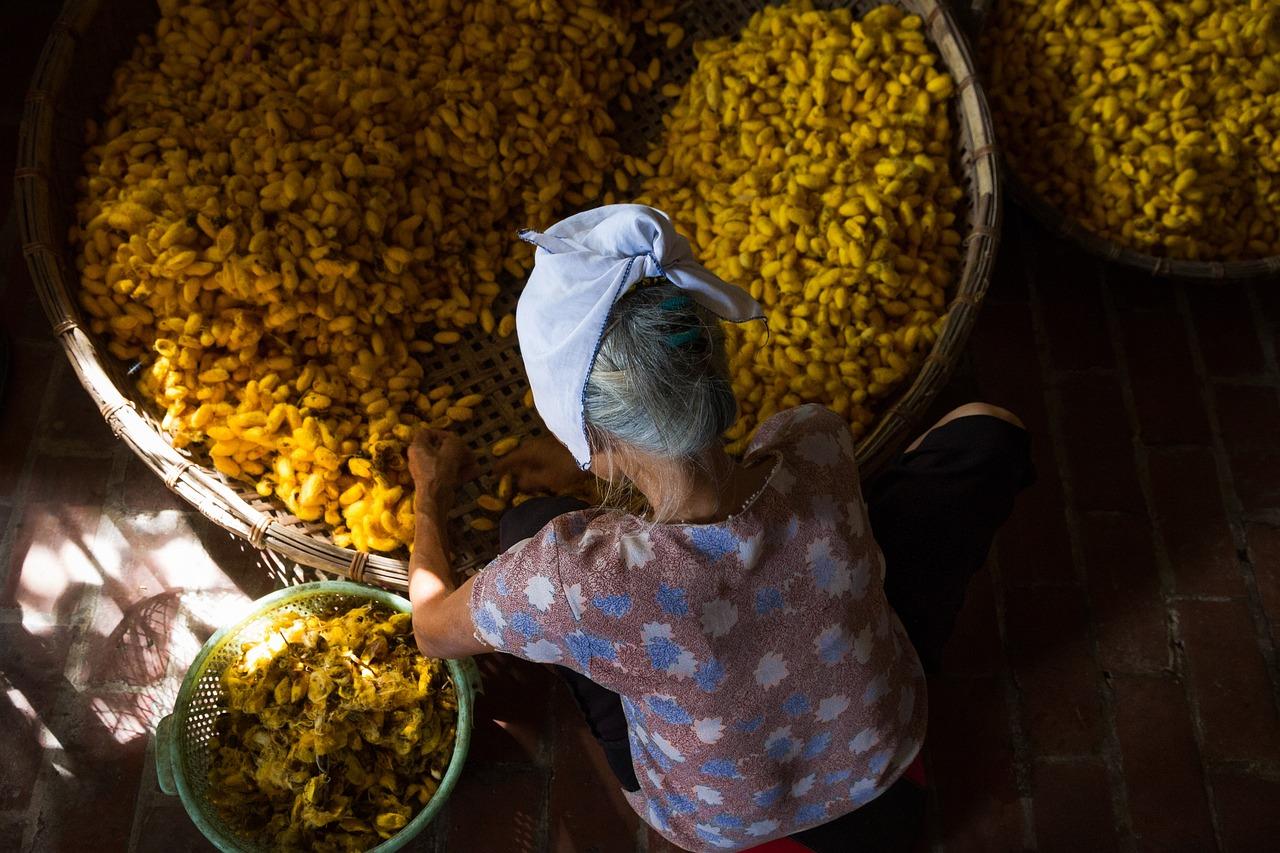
[470,405,927,850]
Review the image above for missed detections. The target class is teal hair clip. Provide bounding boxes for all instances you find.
[665,328,702,347]
[659,295,692,312]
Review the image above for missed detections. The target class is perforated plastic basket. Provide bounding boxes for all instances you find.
[154,581,475,852]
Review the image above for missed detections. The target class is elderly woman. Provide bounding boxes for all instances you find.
[405,206,1032,852]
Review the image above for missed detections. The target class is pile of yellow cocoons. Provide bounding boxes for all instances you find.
[72,0,661,553]
[983,0,1280,261]
[629,2,965,450]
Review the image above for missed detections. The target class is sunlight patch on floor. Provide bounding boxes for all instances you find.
[6,687,64,750]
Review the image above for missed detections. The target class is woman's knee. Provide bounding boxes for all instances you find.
[907,403,1025,453]
[939,402,1025,430]
[941,403,1036,493]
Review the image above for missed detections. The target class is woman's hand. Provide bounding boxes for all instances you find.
[408,428,478,512]
[495,434,590,495]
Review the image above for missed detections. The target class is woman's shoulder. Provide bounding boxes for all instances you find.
[751,403,848,438]
[544,506,634,548]
[747,405,857,466]
[536,509,651,583]
[549,511,751,601]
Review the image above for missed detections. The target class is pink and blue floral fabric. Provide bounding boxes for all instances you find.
[469,405,927,852]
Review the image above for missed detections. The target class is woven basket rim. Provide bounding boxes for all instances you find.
[16,0,1001,590]
[975,0,1280,282]
[1001,162,1280,282]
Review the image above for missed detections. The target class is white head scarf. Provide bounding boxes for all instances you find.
[515,204,763,470]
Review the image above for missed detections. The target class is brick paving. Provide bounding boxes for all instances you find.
[3,9,1280,853]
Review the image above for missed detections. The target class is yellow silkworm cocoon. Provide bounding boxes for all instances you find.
[476,495,506,512]
[627,1,962,447]
[490,437,520,457]
[74,0,644,553]
[982,0,1280,261]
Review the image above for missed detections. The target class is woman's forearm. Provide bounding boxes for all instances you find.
[406,499,491,659]
[407,489,458,653]
[403,430,491,659]
[409,496,455,633]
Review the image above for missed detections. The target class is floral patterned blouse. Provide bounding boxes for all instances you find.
[468,405,927,851]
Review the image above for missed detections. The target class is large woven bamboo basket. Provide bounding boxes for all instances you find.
[971,0,1280,281]
[17,0,1000,590]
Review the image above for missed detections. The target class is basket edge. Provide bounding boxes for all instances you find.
[972,0,1280,282]
[853,0,1003,479]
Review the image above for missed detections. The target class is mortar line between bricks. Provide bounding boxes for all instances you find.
[125,736,160,853]
[20,744,72,852]
[0,214,21,301]
[1031,754,1117,766]
[1173,282,1280,852]
[6,357,124,848]
[1021,240,1135,852]
[103,443,134,517]
[938,584,1244,604]
[1242,281,1279,378]
[31,444,117,461]
[1176,287,1280,708]
[987,545,1037,852]
[1047,366,1121,379]
[0,806,32,849]
[539,764,552,852]
[1203,758,1280,777]
[1241,510,1280,529]
[1097,266,1187,666]
[1,178,18,236]
[536,679,555,853]
[995,215,1041,852]
[917,747,945,853]
[1165,593,1248,603]
[0,351,78,600]
[60,439,131,694]
[0,216,58,351]
[1080,272,1233,846]
[1202,374,1280,388]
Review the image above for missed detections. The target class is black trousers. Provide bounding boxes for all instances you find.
[497,415,1034,851]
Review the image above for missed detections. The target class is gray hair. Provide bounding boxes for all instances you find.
[583,279,737,461]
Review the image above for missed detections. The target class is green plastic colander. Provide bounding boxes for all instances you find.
[154,580,475,852]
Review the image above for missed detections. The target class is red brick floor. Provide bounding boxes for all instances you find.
[3,14,1280,853]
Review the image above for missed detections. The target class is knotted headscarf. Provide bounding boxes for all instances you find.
[516,204,763,469]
